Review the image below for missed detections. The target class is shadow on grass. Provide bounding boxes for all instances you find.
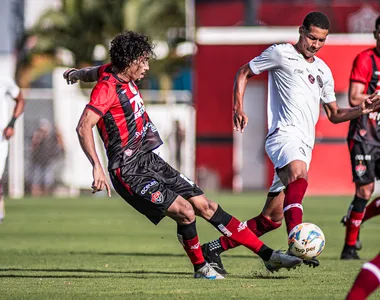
[0,268,290,280]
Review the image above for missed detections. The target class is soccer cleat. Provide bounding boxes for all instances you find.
[341,245,360,260]
[194,262,225,280]
[201,243,228,275]
[303,257,320,268]
[264,250,303,273]
[340,215,362,251]
[285,250,320,268]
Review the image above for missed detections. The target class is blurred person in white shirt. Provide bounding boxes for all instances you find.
[0,76,24,223]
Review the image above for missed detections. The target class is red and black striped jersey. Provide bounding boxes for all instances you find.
[348,48,380,146]
[86,63,163,170]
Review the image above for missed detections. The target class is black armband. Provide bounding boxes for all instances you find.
[7,116,17,128]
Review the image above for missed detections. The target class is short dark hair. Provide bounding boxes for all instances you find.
[109,31,155,72]
[303,12,330,31]
[376,15,380,30]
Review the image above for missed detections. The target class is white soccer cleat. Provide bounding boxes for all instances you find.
[264,250,303,273]
[194,262,225,280]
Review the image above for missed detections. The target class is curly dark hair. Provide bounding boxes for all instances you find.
[109,31,155,72]
[303,12,330,31]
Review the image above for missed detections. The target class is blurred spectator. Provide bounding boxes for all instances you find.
[172,119,185,171]
[0,76,24,222]
[30,119,64,196]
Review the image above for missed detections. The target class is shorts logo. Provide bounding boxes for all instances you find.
[151,191,163,204]
[355,162,366,177]
[317,75,323,88]
[308,74,315,84]
[124,149,133,156]
[299,147,306,157]
[140,180,158,195]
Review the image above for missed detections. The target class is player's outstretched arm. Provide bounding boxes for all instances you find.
[323,92,380,124]
[63,66,100,84]
[233,64,255,133]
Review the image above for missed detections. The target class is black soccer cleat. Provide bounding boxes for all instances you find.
[201,243,228,275]
[340,215,363,251]
[341,245,360,260]
[303,257,320,268]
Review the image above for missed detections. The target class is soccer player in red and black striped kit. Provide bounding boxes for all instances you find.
[63,30,303,279]
[341,15,380,260]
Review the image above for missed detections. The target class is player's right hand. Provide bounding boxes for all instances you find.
[233,109,248,133]
[63,68,78,85]
[92,165,111,197]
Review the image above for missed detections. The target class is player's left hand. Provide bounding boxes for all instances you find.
[361,91,380,114]
[3,127,14,140]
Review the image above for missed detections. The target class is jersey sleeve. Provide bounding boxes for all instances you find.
[5,77,20,98]
[87,81,116,116]
[321,68,336,104]
[248,44,283,74]
[350,53,371,85]
[97,63,112,79]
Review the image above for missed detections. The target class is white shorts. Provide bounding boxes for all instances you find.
[0,139,9,179]
[265,129,312,193]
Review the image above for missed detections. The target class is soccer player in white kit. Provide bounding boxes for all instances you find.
[0,76,24,223]
[201,11,380,274]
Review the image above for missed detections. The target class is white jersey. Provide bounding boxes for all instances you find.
[249,43,336,148]
[0,76,20,139]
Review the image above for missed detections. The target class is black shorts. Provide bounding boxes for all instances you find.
[109,151,204,225]
[349,140,380,184]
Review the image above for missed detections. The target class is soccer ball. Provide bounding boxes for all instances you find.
[288,222,325,260]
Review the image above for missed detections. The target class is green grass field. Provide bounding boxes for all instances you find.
[0,193,379,300]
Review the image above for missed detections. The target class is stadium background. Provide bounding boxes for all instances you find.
[1,0,379,197]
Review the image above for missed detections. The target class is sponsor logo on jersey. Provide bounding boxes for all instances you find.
[124,149,133,156]
[151,191,163,204]
[317,75,323,88]
[308,74,315,84]
[288,57,298,61]
[355,154,371,161]
[355,162,366,177]
[299,147,306,157]
[294,69,304,75]
[359,129,367,137]
[140,180,158,195]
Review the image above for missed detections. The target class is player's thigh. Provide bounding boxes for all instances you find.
[265,132,311,172]
[109,164,178,225]
[349,141,375,185]
[146,152,204,200]
[0,140,9,179]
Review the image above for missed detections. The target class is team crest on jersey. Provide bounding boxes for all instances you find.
[317,75,323,88]
[308,74,315,84]
[128,82,138,95]
[151,191,163,204]
[359,129,367,137]
[355,162,366,177]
